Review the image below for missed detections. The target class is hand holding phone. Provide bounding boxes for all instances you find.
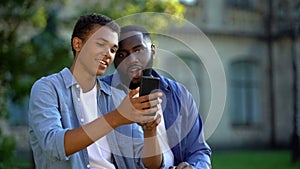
[139,76,160,116]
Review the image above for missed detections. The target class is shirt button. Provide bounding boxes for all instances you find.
[87,164,90,168]
[80,118,84,122]
[77,98,80,102]
[76,84,80,88]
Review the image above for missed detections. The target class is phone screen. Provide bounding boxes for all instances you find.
[139,76,160,96]
[139,76,160,116]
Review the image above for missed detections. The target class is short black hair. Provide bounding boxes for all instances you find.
[120,25,151,42]
[71,13,120,56]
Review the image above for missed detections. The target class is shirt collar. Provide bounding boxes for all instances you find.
[60,67,112,95]
[61,68,77,89]
[109,73,130,93]
[97,78,112,95]
[151,70,170,91]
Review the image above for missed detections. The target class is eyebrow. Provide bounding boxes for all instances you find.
[97,37,118,49]
[117,44,144,53]
[133,44,144,49]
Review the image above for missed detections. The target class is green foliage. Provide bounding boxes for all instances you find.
[0,0,69,166]
[0,0,70,104]
[77,0,185,19]
[0,130,16,168]
[76,0,186,32]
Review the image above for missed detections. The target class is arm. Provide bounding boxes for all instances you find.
[167,84,211,169]
[65,88,163,156]
[64,109,128,156]
[29,80,162,158]
[180,87,212,168]
[139,114,163,169]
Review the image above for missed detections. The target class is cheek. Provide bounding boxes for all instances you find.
[115,62,128,74]
[141,56,152,65]
[114,59,123,69]
[119,64,128,73]
[109,55,115,65]
[114,59,121,68]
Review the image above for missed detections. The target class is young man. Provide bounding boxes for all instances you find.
[101,25,212,169]
[28,14,162,169]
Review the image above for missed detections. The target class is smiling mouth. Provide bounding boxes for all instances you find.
[96,59,108,66]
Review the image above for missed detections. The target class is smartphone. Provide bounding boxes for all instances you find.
[139,76,160,96]
[139,76,160,116]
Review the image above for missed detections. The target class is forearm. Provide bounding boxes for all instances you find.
[64,109,130,156]
[142,129,162,169]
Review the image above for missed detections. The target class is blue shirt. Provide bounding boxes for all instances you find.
[28,68,147,169]
[101,70,212,169]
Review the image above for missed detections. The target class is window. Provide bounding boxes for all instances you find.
[229,60,260,126]
[276,0,289,19]
[226,0,255,10]
[293,1,300,19]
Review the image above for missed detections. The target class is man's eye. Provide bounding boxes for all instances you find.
[116,52,126,59]
[97,43,104,47]
[110,48,117,54]
[134,48,142,53]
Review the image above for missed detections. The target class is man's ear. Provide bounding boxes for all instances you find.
[72,37,83,53]
[151,44,156,56]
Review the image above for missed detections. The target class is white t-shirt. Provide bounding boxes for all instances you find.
[80,85,115,169]
[157,105,175,168]
[134,93,174,168]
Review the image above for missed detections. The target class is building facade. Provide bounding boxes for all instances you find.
[156,0,300,149]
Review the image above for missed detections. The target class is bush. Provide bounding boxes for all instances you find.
[0,129,16,168]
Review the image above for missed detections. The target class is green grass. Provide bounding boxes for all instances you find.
[7,149,300,169]
[211,150,300,169]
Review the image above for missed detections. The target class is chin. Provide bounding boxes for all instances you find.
[96,71,105,76]
[132,79,141,84]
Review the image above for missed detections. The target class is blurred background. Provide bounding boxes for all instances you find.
[0,0,300,168]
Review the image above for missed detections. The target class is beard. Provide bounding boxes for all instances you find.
[117,56,154,90]
[129,81,140,89]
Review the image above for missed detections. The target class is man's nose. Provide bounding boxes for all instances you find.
[126,52,139,64]
[103,47,113,58]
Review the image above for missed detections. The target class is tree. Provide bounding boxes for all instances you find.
[0,0,67,167]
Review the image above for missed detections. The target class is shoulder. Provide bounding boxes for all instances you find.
[152,70,186,90]
[31,73,60,91]
[30,69,70,97]
[159,75,189,93]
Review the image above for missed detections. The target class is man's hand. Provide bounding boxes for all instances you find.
[169,162,194,169]
[116,87,162,124]
[138,113,161,132]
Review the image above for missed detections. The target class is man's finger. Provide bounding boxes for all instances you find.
[128,87,139,98]
[177,162,193,169]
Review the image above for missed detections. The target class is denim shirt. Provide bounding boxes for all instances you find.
[101,70,212,169]
[28,68,146,169]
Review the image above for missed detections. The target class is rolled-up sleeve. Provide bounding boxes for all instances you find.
[29,78,69,161]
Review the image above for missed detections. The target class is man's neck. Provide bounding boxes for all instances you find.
[70,66,97,93]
